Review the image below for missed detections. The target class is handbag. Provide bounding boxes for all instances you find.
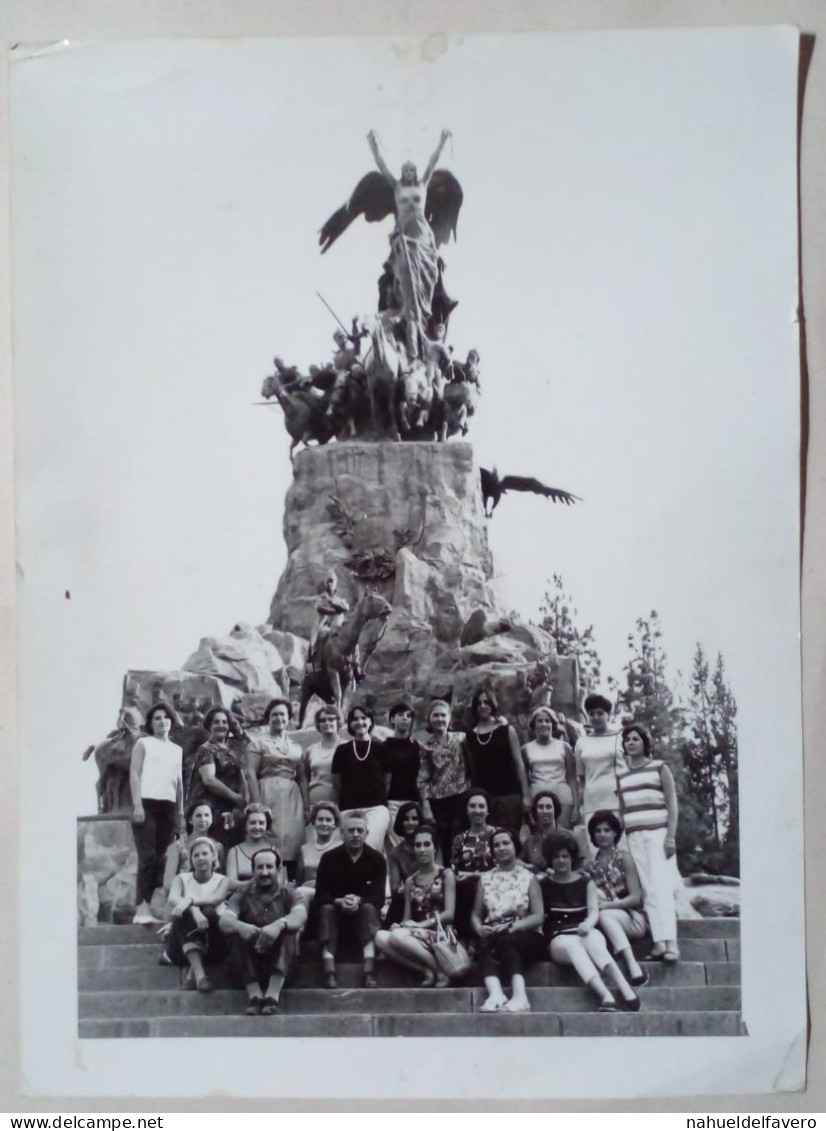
[427,911,471,980]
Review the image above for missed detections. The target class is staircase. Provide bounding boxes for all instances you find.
[78,918,743,1038]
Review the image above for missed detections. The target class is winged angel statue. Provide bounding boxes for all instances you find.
[320,130,463,360]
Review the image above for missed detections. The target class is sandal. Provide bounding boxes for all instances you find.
[663,948,680,965]
[645,949,666,962]
[260,997,279,1015]
[598,1000,618,1013]
[245,998,264,1016]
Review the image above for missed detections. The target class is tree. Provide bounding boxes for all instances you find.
[618,612,711,873]
[537,574,603,689]
[682,645,739,875]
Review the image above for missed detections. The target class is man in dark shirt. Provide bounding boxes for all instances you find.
[219,847,308,1015]
[314,810,387,988]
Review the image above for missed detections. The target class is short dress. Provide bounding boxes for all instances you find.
[522,738,573,806]
[574,732,624,818]
[187,741,246,839]
[248,734,305,863]
[403,867,448,943]
[302,742,338,807]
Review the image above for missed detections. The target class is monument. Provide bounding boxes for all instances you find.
[78,130,583,921]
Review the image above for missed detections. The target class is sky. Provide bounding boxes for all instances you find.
[12,33,800,813]
[10,29,807,1096]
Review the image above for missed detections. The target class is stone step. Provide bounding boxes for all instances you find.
[79,957,738,992]
[78,983,740,1020]
[77,933,737,966]
[78,1009,745,1039]
[78,918,740,947]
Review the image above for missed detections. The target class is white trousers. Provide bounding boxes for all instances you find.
[626,827,678,943]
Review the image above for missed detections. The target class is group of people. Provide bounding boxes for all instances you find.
[127,690,681,1015]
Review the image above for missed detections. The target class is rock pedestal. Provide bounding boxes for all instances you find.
[267,440,580,725]
[269,441,503,639]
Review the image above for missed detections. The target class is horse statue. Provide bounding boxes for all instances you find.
[81,706,144,814]
[261,373,335,462]
[298,589,393,726]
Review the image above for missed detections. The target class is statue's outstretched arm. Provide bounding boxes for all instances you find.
[367,129,395,184]
[423,129,451,184]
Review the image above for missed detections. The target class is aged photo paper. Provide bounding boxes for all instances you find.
[6,20,812,1104]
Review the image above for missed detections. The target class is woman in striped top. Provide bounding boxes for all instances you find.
[616,724,680,963]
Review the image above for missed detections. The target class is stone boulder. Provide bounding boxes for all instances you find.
[182,622,287,696]
[78,816,139,924]
[77,874,100,928]
[687,883,741,918]
[259,627,309,686]
[100,865,138,924]
[122,669,236,719]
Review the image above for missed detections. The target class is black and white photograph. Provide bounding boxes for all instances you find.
[10,27,805,1099]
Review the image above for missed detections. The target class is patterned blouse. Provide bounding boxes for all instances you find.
[408,867,447,922]
[417,732,470,801]
[480,866,535,927]
[187,741,245,814]
[584,848,628,901]
[450,829,494,874]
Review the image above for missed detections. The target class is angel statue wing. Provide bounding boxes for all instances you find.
[425,170,463,247]
[500,475,581,505]
[318,172,395,254]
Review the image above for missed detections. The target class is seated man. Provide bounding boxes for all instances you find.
[219,847,308,1016]
[313,810,387,989]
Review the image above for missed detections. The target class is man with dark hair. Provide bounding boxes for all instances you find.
[313,810,386,988]
[219,847,308,1015]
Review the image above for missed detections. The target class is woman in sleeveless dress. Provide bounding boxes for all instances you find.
[470,827,545,1013]
[187,707,248,848]
[375,825,457,986]
[302,706,342,808]
[465,688,531,834]
[162,799,225,898]
[520,790,561,871]
[584,809,648,985]
[225,803,279,887]
[247,698,308,879]
[542,830,640,1012]
[521,705,578,829]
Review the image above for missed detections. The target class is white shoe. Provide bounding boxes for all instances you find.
[503,997,531,1013]
[479,995,507,1013]
[133,904,161,925]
